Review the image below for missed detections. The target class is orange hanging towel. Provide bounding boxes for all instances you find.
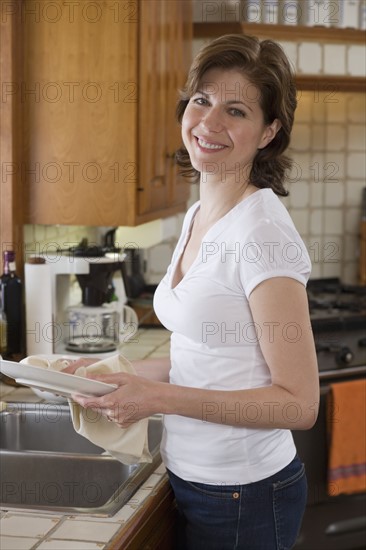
[327,379,366,496]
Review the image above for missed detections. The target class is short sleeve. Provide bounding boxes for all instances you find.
[239,218,311,298]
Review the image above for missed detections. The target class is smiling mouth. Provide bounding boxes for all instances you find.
[196,137,226,151]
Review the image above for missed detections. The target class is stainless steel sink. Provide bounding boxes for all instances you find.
[0,403,163,516]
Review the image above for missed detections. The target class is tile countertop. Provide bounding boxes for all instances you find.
[0,329,171,550]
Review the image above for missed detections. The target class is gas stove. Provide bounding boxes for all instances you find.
[307,278,366,373]
[293,278,366,550]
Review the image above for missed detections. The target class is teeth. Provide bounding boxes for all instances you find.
[198,138,225,150]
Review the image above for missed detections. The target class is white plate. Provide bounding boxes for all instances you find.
[0,358,118,399]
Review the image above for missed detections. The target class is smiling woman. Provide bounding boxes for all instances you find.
[72,34,319,550]
[181,68,281,188]
[176,33,297,197]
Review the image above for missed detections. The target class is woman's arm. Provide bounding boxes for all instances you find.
[157,277,319,430]
[74,278,319,430]
[131,357,171,382]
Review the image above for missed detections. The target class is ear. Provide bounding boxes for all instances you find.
[259,119,282,149]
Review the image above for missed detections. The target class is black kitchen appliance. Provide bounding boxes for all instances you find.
[122,247,147,299]
[293,278,366,550]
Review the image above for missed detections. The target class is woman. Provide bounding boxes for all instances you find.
[72,35,319,549]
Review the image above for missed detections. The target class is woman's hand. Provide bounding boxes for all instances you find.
[61,357,102,374]
[71,373,163,428]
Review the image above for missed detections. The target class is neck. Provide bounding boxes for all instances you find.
[197,173,257,227]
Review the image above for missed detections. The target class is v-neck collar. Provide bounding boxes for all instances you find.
[169,189,266,290]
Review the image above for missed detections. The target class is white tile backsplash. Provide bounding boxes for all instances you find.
[311,124,326,151]
[347,152,366,179]
[324,209,344,235]
[290,181,310,208]
[345,207,362,233]
[325,152,346,179]
[346,180,366,206]
[294,93,312,123]
[343,261,359,284]
[298,43,322,74]
[347,95,366,123]
[278,41,298,70]
[347,45,366,76]
[326,97,347,123]
[324,45,346,75]
[344,235,359,262]
[310,262,322,278]
[323,236,343,265]
[291,124,311,150]
[291,209,309,234]
[291,152,312,181]
[348,124,366,151]
[325,124,346,151]
[324,181,345,207]
[309,209,324,235]
[285,89,365,281]
[323,260,342,278]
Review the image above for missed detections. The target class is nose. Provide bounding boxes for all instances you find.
[201,106,224,132]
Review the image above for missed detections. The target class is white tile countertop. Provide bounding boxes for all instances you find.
[0,329,171,550]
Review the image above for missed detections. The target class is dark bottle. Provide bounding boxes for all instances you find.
[0,288,7,355]
[0,251,23,356]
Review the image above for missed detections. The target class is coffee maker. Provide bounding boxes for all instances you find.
[24,251,138,357]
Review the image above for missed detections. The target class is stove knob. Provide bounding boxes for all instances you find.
[358,337,366,348]
[336,346,354,366]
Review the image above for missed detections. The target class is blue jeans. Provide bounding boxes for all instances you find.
[167,455,307,550]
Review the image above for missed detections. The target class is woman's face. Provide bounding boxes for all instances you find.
[181,68,279,181]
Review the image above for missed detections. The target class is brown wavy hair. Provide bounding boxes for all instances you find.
[175,34,298,196]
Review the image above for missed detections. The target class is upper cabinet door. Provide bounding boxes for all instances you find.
[23,1,138,226]
[20,0,192,227]
[137,0,192,220]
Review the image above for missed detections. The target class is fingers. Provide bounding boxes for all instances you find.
[61,364,80,374]
[71,395,139,427]
[86,372,133,384]
[61,357,101,374]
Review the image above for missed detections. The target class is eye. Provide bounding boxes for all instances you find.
[228,107,245,118]
[192,96,209,106]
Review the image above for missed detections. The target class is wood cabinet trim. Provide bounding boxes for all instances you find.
[296,75,366,93]
[0,2,25,274]
[107,475,177,550]
[194,22,366,44]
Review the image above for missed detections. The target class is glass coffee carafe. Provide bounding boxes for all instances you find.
[65,303,138,353]
[62,255,139,353]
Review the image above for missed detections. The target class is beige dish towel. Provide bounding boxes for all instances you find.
[21,354,152,465]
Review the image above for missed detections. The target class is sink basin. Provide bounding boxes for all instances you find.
[0,403,163,516]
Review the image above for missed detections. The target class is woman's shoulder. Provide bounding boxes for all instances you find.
[234,189,296,236]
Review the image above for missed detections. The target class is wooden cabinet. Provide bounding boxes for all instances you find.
[138,0,191,218]
[107,476,178,550]
[17,0,192,226]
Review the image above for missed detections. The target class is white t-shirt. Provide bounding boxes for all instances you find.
[153,188,311,485]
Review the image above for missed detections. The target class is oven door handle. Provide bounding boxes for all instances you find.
[325,516,366,536]
[319,365,366,383]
